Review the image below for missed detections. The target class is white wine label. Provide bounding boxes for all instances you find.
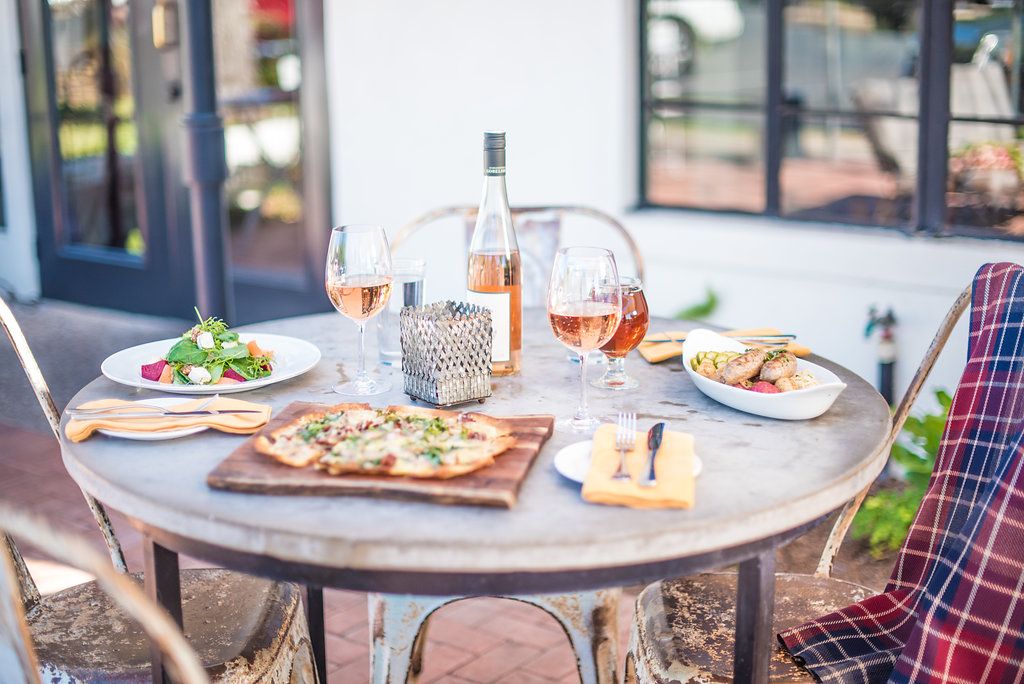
[466,290,511,363]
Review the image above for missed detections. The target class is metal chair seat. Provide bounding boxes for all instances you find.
[28,569,312,682]
[628,573,871,683]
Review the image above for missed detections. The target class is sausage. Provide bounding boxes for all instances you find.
[759,351,797,383]
[717,348,767,385]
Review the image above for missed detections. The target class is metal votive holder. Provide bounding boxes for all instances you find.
[399,301,493,407]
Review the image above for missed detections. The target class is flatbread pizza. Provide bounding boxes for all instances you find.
[254,404,515,479]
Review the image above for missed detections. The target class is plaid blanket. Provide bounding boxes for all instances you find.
[779,262,1024,683]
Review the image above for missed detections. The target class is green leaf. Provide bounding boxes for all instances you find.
[165,339,206,365]
[208,364,224,383]
[675,288,719,322]
[217,331,239,342]
[215,345,250,360]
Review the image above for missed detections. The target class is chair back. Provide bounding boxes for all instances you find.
[814,284,973,578]
[0,297,129,583]
[392,205,646,307]
[0,507,209,683]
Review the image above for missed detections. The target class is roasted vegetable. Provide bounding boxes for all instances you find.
[776,371,818,392]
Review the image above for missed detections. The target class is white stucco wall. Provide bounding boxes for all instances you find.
[0,0,40,301]
[325,0,1024,406]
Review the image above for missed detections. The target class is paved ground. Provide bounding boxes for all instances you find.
[0,299,891,682]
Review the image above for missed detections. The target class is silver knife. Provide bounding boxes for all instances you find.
[640,422,666,487]
[67,409,263,420]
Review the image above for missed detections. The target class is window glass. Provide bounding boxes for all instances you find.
[214,0,306,280]
[646,109,765,212]
[781,113,915,227]
[951,3,1024,120]
[49,0,142,254]
[947,122,1024,238]
[646,0,764,105]
[784,1,921,113]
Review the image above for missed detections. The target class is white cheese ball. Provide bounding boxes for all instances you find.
[187,366,213,384]
[196,331,215,349]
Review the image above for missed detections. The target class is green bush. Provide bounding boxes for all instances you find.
[852,389,952,559]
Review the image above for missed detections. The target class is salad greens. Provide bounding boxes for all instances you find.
[155,308,273,385]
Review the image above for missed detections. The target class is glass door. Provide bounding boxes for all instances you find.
[214,0,332,322]
[21,0,331,321]
[21,0,193,317]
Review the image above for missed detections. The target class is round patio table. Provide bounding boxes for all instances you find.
[60,310,891,683]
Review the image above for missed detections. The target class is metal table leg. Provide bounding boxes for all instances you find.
[733,548,776,684]
[305,585,328,683]
[143,537,182,684]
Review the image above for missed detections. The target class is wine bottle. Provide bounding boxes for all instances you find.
[467,131,522,376]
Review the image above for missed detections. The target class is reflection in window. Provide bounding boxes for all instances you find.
[49,0,142,255]
[781,114,915,226]
[214,0,305,279]
[647,110,765,212]
[947,3,1024,239]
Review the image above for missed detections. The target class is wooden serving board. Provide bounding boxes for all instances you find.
[206,401,555,508]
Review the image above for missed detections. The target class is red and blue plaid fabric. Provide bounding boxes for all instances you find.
[779,262,1024,683]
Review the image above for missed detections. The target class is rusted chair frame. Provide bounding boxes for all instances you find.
[0,297,128,603]
[813,284,972,578]
[392,204,647,282]
[0,506,208,684]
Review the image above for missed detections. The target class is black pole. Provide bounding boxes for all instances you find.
[179,0,233,319]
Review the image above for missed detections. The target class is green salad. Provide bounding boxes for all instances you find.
[140,308,274,385]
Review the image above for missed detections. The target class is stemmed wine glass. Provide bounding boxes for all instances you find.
[593,276,650,390]
[547,247,622,433]
[325,225,393,395]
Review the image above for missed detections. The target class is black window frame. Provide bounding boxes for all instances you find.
[637,0,1024,241]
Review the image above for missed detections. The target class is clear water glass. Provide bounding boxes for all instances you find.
[377,258,426,366]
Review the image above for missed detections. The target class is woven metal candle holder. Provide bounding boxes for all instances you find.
[400,301,493,407]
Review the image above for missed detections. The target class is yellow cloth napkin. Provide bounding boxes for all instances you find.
[581,423,695,509]
[638,327,812,363]
[64,397,272,442]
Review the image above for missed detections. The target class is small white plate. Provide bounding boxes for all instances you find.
[94,398,210,441]
[682,329,847,420]
[100,332,321,394]
[553,440,703,484]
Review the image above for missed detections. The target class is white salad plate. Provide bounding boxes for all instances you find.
[100,332,321,394]
[553,439,703,484]
[682,328,846,420]
[95,398,209,441]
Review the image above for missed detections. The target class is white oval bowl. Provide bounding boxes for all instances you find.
[682,329,847,420]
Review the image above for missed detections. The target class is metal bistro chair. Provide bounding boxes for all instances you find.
[624,285,972,683]
[0,507,208,684]
[392,204,646,303]
[0,296,316,682]
[368,206,645,684]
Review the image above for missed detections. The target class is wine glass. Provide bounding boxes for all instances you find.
[547,247,622,433]
[325,225,393,395]
[593,276,650,390]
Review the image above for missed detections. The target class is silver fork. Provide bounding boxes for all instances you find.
[612,411,636,481]
[69,394,219,416]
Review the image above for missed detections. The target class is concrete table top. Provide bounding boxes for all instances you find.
[61,310,891,592]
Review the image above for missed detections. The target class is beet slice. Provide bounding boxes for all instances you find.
[141,359,168,381]
[222,368,247,382]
